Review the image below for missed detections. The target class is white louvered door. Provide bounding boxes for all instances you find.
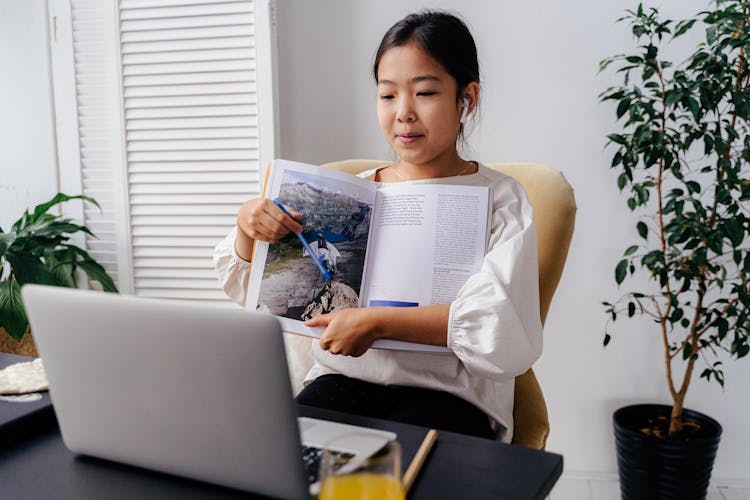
[50,0,129,289]
[50,0,276,303]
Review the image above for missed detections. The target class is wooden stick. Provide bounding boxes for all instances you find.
[402,429,438,494]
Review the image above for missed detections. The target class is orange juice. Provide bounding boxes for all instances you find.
[319,473,405,500]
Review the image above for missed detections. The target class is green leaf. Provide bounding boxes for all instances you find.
[45,252,77,288]
[686,181,701,194]
[615,259,628,285]
[618,173,628,190]
[726,125,739,141]
[4,252,58,286]
[659,269,668,287]
[624,245,638,256]
[708,234,723,254]
[670,308,683,323]
[608,134,628,145]
[30,193,100,223]
[718,318,729,340]
[732,333,749,358]
[603,333,612,347]
[611,152,623,167]
[706,26,717,44]
[715,369,725,388]
[664,89,682,108]
[637,221,648,239]
[703,135,714,155]
[673,19,696,38]
[725,218,743,247]
[11,211,31,232]
[642,250,663,267]
[682,342,693,360]
[628,302,636,317]
[0,232,13,259]
[68,247,118,293]
[76,259,117,293]
[616,100,630,119]
[686,97,700,120]
[17,219,94,240]
[599,58,615,73]
[0,280,27,339]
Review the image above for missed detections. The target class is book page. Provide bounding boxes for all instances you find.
[362,184,490,312]
[431,191,486,303]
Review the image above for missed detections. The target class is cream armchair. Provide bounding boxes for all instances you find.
[283,160,576,449]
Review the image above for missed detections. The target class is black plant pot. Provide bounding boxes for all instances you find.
[614,404,722,500]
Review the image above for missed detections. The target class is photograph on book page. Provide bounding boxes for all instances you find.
[257,168,374,321]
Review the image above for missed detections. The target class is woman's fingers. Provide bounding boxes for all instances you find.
[237,198,303,243]
[319,337,331,351]
[304,313,332,327]
[307,313,337,352]
[252,216,288,242]
[310,311,373,357]
[268,201,303,234]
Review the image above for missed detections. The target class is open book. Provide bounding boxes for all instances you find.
[247,159,491,352]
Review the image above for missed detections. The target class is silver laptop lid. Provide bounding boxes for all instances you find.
[22,285,309,500]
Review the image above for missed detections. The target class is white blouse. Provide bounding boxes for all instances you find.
[213,164,542,442]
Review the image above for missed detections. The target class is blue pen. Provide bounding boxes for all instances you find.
[273,198,332,281]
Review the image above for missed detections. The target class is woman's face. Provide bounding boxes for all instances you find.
[376,43,467,166]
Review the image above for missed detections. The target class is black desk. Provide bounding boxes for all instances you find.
[0,353,55,449]
[0,403,561,499]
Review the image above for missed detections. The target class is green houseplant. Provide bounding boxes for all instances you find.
[600,1,750,498]
[0,193,117,352]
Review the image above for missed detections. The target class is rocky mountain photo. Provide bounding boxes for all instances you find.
[257,175,373,321]
[280,181,372,241]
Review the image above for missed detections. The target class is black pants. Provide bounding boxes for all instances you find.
[296,374,495,440]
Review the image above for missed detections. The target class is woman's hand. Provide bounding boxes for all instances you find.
[304,308,382,357]
[235,198,303,261]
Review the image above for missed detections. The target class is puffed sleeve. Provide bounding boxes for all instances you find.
[447,178,543,382]
[213,226,253,306]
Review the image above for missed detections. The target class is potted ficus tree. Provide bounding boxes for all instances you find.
[600,1,750,498]
[0,193,117,356]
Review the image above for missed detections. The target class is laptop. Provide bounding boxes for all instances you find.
[22,284,396,499]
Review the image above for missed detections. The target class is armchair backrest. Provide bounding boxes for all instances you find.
[485,163,577,325]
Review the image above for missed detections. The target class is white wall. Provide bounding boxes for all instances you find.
[0,0,58,230]
[4,0,749,482]
[276,0,750,481]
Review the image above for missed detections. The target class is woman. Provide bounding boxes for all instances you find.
[214,11,542,442]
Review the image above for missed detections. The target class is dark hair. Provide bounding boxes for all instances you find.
[373,11,480,101]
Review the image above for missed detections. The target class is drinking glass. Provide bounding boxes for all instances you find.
[318,434,404,500]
